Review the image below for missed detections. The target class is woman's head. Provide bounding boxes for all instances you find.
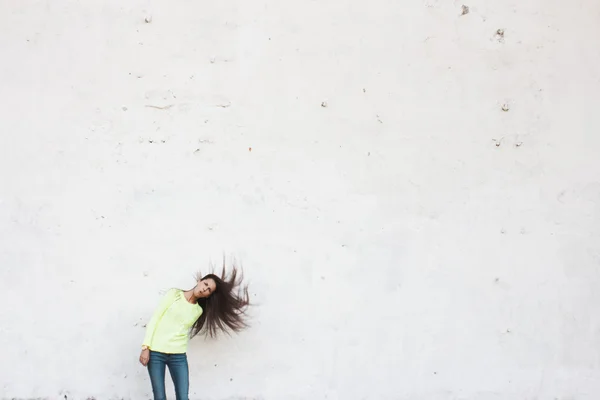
[193,276,217,298]
[191,261,250,338]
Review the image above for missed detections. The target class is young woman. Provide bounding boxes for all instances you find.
[139,266,249,400]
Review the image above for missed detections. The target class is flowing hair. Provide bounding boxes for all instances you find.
[190,259,250,338]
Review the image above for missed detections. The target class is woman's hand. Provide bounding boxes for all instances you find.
[139,348,150,366]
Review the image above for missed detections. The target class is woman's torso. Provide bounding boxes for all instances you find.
[151,289,202,354]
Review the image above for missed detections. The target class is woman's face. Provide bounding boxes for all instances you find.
[195,278,217,298]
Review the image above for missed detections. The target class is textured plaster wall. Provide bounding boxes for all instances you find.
[1,0,600,399]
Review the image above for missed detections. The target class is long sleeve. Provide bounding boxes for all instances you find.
[142,288,177,348]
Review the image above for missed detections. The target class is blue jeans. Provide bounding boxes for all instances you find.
[147,351,189,400]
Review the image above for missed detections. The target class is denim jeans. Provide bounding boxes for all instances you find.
[148,351,189,400]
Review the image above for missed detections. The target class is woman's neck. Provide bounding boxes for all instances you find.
[183,289,199,304]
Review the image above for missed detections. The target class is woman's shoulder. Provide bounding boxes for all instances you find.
[163,288,182,298]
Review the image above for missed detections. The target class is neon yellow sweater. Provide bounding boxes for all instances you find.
[142,288,203,354]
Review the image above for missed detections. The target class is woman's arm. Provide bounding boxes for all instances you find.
[142,288,177,349]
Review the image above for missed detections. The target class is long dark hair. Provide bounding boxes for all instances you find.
[190,261,250,338]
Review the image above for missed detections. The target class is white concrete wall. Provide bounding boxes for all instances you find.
[1,0,599,399]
